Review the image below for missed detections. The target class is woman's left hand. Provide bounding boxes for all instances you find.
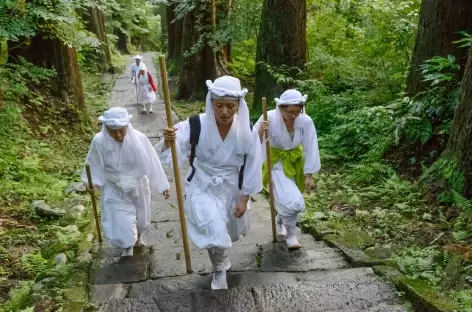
[162,189,170,200]
[305,174,315,193]
[234,196,249,218]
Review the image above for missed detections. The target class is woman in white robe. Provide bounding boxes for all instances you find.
[82,107,170,257]
[156,76,262,290]
[136,63,157,114]
[255,89,321,249]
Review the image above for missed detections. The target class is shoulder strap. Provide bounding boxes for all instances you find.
[187,114,201,183]
[238,121,254,190]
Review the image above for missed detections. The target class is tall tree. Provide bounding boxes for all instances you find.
[166,2,185,62]
[176,0,226,100]
[159,3,168,51]
[7,0,86,108]
[254,0,307,110]
[444,47,472,198]
[405,0,472,94]
[9,36,85,109]
[166,2,177,59]
[83,3,112,71]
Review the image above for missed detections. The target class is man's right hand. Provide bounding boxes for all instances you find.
[162,127,178,151]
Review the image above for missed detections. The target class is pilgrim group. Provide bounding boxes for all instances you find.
[81,55,320,289]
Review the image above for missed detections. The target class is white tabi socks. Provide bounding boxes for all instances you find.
[208,248,228,290]
[135,233,145,247]
[276,214,287,242]
[282,215,302,250]
[121,246,134,257]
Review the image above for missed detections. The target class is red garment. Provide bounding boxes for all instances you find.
[138,72,158,92]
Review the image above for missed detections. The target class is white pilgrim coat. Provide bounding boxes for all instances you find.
[136,69,156,105]
[82,129,169,248]
[254,110,321,217]
[156,113,263,250]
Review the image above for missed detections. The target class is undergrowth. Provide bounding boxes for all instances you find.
[0,56,121,311]
[226,0,472,309]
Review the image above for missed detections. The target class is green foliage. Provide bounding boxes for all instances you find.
[20,254,50,279]
[306,0,420,93]
[0,281,34,312]
[0,58,56,105]
[454,290,472,312]
[393,246,444,285]
[106,0,162,52]
[420,55,460,87]
[1,0,100,51]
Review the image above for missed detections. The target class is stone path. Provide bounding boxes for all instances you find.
[90,53,410,312]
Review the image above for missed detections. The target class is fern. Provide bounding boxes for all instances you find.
[454,289,472,312]
[452,191,472,213]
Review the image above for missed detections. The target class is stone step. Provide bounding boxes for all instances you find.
[93,268,408,312]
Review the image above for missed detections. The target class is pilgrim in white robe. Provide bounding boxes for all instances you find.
[254,110,320,218]
[82,120,169,249]
[156,113,262,250]
[130,55,144,82]
[136,64,157,113]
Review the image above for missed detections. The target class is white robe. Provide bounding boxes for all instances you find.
[82,129,169,248]
[137,72,156,105]
[254,110,321,217]
[156,113,263,250]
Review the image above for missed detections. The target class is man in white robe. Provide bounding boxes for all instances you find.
[130,55,144,83]
[156,76,262,290]
[82,107,170,257]
[255,89,321,249]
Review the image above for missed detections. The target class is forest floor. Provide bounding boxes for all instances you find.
[0,56,127,311]
[88,53,410,312]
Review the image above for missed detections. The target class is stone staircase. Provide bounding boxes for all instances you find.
[88,53,410,312]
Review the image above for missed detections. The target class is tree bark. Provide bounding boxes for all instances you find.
[405,0,472,94]
[176,0,223,100]
[166,3,176,59]
[176,10,198,100]
[173,16,184,62]
[254,0,307,110]
[159,3,168,51]
[445,48,472,198]
[9,35,85,109]
[116,28,130,54]
[84,5,111,70]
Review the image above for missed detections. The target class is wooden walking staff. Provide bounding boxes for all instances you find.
[262,97,277,243]
[85,164,103,243]
[158,55,193,274]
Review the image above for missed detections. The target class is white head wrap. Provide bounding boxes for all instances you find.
[134,55,142,60]
[138,63,147,72]
[272,89,308,138]
[98,107,132,129]
[275,89,308,106]
[97,107,164,193]
[201,75,252,155]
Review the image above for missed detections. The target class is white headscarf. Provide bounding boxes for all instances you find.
[273,89,308,138]
[201,76,252,155]
[97,107,163,193]
[138,63,147,72]
[275,89,308,106]
[133,55,142,60]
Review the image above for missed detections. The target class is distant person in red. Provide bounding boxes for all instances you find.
[136,63,158,114]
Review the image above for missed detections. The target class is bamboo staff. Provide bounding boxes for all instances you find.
[85,164,103,243]
[159,55,193,274]
[262,97,277,243]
